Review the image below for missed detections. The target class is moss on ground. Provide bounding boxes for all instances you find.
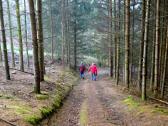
[123,95,168,116]
[0,94,15,99]
[44,75,53,82]
[24,114,41,125]
[0,69,78,126]
[40,106,53,117]
[123,95,140,110]
[24,69,78,125]
[152,107,168,115]
[36,94,49,100]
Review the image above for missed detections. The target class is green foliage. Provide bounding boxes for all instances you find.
[24,115,41,125]
[123,95,140,109]
[0,94,14,99]
[10,105,31,115]
[36,94,49,100]
[40,106,53,117]
[123,95,168,116]
[152,107,168,115]
[53,94,62,108]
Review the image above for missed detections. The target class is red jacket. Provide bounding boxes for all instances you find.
[79,65,86,72]
[88,65,97,74]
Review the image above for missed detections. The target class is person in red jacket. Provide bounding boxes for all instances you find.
[88,63,98,81]
[79,62,86,79]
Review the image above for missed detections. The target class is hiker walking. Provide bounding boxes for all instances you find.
[79,62,86,79]
[88,63,98,81]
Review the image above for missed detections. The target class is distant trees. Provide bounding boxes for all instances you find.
[93,0,168,101]
[0,0,167,99]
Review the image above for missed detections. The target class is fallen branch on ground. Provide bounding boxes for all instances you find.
[148,96,168,105]
[0,118,18,126]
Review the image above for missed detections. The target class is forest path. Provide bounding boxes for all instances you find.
[40,75,126,126]
[40,74,168,126]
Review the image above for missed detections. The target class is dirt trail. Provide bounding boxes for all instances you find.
[40,76,168,126]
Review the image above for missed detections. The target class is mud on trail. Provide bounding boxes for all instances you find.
[40,76,168,126]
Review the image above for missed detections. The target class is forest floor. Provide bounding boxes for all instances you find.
[0,64,78,126]
[0,66,168,126]
[41,74,168,126]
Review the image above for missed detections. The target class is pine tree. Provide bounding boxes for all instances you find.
[0,0,10,80]
[15,0,24,71]
[154,0,160,95]
[142,0,150,101]
[7,0,15,67]
[24,0,30,68]
[125,0,130,88]
[37,0,45,81]
[28,0,41,94]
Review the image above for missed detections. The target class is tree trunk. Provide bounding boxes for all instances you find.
[161,26,168,98]
[109,0,113,77]
[154,0,160,95]
[116,0,121,85]
[61,0,65,66]
[74,20,77,70]
[130,0,135,82]
[48,0,54,60]
[24,0,30,68]
[113,0,117,79]
[7,0,15,67]
[150,30,155,91]
[0,38,2,62]
[138,0,146,92]
[125,0,130,88]
[66,0,70,66]
[0,0,10,80]
[28,0,40,94]
[142,0,150,101]
[37,0,44,81]
[16,0,24,71]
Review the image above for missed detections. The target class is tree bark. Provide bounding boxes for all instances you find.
[142,0,150,101]
[37,0,44,81]
[0,0,10,80]
[154,0,160,95]
[0,37,2,62]
[7,0,15,67]
[48,0,54,60]
[138,0,146,92]
[125,0,130,88]
[15,0,24,71]
[24,0,30,68]
[116,0,121,85]
[109,0,113,77]
[61,0,65,66]
[150,30,155,91]
[161,26,168,98]
[28,0,40,94]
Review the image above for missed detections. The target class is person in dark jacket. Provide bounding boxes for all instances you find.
[79,62,86,79]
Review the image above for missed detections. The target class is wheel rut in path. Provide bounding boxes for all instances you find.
[40,77,168,126]
[40,82,85,126]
